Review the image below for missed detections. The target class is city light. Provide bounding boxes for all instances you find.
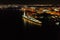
[20,6,60,26]
[56,22,59,26]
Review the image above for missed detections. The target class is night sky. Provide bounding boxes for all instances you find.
[0,0,60,5]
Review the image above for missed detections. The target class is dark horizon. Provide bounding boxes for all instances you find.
[0,0,60,5]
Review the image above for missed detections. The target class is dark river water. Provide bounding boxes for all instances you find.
[0,8,59,40]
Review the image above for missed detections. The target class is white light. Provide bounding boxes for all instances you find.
[15,6,18,7]
[40,16,44,18]
[55,16,58,18]
[51,16,55,18]
[30,7,35,9]
[56,22,59,25]
[54,8,59,11]
[43,9,50,13]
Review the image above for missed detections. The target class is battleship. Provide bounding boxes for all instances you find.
[22,10,42,26]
